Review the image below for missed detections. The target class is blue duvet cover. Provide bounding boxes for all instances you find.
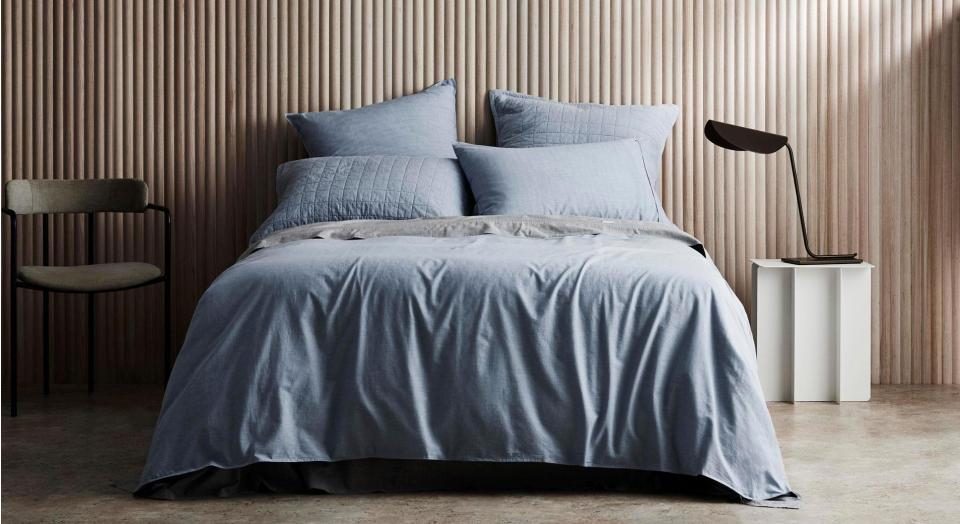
[137,216,796,507]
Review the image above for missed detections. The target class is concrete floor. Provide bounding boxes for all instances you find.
[2,385,959,523]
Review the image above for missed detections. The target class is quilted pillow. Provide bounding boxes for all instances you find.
[488,90,679,191]
[287,79,458,158]
[250,156,472,243]
[453,139,666,222]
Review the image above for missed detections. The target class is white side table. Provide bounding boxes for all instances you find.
[750,259,873,402]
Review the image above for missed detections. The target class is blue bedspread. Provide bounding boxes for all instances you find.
[138,216,795,506]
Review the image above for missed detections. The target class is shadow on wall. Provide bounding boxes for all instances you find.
[872,11,960,385]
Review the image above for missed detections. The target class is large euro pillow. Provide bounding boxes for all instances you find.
[250,156,472,243]
[287,79,458,158]
[488,90,679,191]
[453,140,666,222]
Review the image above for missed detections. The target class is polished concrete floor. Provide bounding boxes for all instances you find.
[3,385,959,523]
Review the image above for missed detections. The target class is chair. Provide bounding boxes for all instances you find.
[2,179,171,417]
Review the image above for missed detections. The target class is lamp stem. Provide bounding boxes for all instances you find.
[784,143,857,260]
[785,143,816,259]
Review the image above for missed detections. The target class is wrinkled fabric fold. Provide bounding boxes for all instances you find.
[140,216,796,507]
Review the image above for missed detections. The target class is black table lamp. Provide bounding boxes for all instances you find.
[704,120,861,265]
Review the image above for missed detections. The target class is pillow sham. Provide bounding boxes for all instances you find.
[452,139,666,222]
[287,78,458,158]
[250,155,472,243]
[488,90,679,190]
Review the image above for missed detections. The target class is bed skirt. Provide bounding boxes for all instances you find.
[134,459,797,508]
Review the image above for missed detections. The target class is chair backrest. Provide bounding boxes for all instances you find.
[4,179,149,214]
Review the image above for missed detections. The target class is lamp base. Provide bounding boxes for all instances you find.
[781,256,862,265]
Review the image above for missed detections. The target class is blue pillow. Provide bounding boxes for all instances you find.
[251,156,472,243]
[488,90,679,191]
[452,139,666,221]
[288,79,458,158]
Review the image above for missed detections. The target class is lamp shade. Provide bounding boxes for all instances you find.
[704,120,788,155]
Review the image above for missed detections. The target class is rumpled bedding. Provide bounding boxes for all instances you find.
[138,216,796,507]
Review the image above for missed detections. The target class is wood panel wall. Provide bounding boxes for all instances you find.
[3,1,959,386]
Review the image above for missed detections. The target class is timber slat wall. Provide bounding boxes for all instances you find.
[3,1,959,385]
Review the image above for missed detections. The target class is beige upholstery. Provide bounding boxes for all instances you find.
[18,263,162,292]
[4,179,148,214]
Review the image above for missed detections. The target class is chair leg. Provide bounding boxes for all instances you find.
[42,291,50,395]
[87,293,95,393]
[163,279,171,385]
[10,285,17,417]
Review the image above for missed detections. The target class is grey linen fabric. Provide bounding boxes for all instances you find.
[250,156,473,244]
[453,139,666,221]
[488,89,679,192]
[18,262,161,292]
[4,179,148,214]
[140,216,796,507]
[246,215,700,255]
[288,78,458,158]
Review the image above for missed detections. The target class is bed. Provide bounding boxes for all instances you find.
[137,82,796,507]
[135,215,797,507]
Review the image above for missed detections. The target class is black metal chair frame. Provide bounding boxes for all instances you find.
[2,204,171,417]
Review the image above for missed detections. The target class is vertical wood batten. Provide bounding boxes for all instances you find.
[1,0,958,385]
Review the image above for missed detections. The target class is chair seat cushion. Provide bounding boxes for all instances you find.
[18,262,162,292]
